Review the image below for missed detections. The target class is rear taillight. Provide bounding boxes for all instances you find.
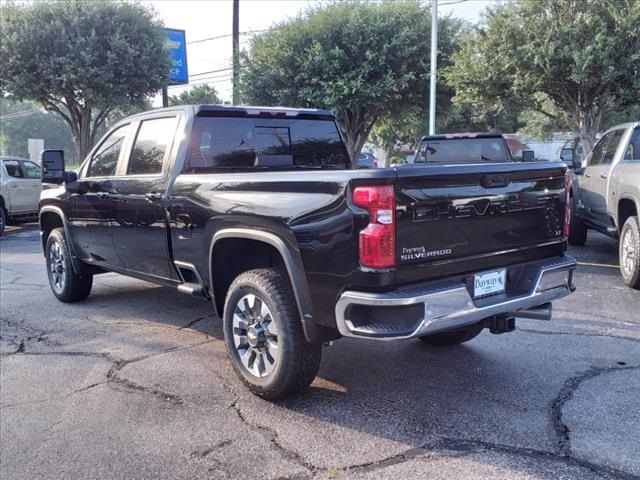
[563,173,571,239]
[352,185,395,268]
[372,158,378,168]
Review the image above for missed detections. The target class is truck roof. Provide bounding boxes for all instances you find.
[419,132,504,142]
[194,105,335,118]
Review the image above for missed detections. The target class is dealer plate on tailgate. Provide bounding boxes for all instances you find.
[473,269,506,298]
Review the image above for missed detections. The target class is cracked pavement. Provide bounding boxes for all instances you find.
[1,224,639,479]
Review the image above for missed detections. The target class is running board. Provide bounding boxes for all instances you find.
[177,282,206,297]
[174,261,209,299]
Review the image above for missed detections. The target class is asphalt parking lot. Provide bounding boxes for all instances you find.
[1,223,639,480]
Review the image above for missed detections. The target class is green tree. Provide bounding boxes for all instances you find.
[445,0,640,152]
[169,85,222,106]
[241,1,453,164]
[0,98,75,160]
[0,1,170,161]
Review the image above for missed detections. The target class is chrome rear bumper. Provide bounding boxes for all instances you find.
[335,256,576,340]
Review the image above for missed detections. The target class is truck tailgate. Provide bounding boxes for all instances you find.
[394,162,567,268]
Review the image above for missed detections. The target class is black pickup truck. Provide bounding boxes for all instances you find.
[39,106,576,399]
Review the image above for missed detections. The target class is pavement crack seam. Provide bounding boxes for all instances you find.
[104,340,215,405]
[178,314,212,331]
[549,363,640,480]
[228,398,317,477]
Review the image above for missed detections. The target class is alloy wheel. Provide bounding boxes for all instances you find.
[48,240,66,292]
[621,227,636,278]
[232,293,280,378]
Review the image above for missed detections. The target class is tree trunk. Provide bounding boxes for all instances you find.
[384,146,393,168]
[572,106,602,156]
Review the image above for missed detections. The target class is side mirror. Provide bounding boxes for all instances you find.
[41,150,65,184]
[573,159,584,173]
[560,148,574,164]
[522,150,535,162]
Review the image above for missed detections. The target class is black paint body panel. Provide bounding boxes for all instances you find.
[39,105,569,341]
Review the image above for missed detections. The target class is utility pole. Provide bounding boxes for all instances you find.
[429,0,437,135]
[162,87,168,108]
[232,0,240,105]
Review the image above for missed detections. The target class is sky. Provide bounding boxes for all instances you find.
[145,0,499,104]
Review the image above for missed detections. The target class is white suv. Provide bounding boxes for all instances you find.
[0,156,42,235]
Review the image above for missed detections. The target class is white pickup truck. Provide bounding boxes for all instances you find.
[0,156,42,235]
[569,122,640,288]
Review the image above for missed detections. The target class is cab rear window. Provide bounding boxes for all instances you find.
[183,117,349,172]
[414,138,511,164]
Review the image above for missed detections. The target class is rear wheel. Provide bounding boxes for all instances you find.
[223,268,322,400]
[568,196,587,246]
[0,207,5,235]
[419,322,484,347]
[620,216,640,289]
[45,228,93,302]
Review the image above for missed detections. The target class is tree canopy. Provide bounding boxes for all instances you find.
[241,0,462,163]
[0,0,170,161]
[0,98,75,161]
[445,0,640,151]
[169,85,222,106]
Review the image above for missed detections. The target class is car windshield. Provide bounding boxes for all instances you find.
[414,138,511,164]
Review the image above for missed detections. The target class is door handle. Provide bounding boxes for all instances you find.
[10,184,18,188]
[584,173,591,178]
[96,192,110,199]
[600,173,609,179]
[145,192,162,202]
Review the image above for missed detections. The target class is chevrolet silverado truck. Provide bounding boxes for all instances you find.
[568,122,640,288]
[39,105,576,399]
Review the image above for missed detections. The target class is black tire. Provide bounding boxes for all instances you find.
[568,196,587,246]
[223,268,322,400]
[0,207,6,236]
[619,216,640,289]
[45,228,93,302]
[419,322,484,347]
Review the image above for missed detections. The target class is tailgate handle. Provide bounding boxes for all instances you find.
[482,174,510,188]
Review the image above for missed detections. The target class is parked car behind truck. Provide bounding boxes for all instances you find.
[0,156,41,235]
[568,122,640,288]
[39,105,576,399]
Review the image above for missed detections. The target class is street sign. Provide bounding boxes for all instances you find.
[165,28,188,85]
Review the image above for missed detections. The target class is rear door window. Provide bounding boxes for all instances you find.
[87,125,130,177]
[183,116,349,172]
[126,117,178,176]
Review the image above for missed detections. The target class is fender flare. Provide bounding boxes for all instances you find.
[39,206,83,274]
[208,228,318,342]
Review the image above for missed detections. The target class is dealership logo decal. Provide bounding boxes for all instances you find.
[401,246,452,261]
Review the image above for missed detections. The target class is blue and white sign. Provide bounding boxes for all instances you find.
[165,28,188,85]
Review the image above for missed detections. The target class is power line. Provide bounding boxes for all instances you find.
[187,29,269,45]
[0,108,43,121]
[189,67,233,78]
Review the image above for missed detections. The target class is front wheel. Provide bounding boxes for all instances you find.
[223,268,322,400]
[620,216,640,289]
[568,196,587,246]
[419,322,484,347]
[45,228,93,302]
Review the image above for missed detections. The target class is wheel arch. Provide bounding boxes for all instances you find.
[208,228,318,342]
[618,197,638,233]
[39,206,83,274]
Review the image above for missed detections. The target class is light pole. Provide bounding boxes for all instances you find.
[429,0,438,135]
